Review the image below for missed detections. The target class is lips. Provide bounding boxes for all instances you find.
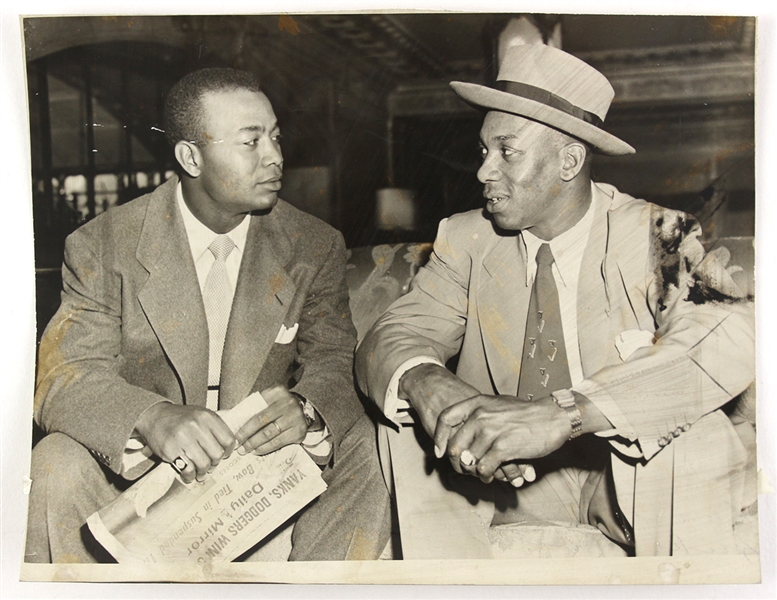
[485,195,507,212]
[259,176,282,190]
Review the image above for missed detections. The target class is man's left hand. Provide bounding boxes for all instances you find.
[434,395,571,482]
[235,385,309,455]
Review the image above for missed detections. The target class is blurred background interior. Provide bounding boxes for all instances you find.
[24,14,755,337]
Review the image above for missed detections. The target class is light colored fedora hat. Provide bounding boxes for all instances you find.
[451,44,635,155]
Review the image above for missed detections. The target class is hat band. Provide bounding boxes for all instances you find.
[495,81,603,128]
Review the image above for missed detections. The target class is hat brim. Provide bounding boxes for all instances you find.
[451,81,635,156]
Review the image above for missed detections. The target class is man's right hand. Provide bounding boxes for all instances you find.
[399,365,535,486]
[399,363,480,440]
[134,402,236,484]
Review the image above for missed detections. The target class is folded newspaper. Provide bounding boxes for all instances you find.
[86,391,327,564]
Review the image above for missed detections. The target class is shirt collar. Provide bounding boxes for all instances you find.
[176,182,250,262]
[520,183,598,287]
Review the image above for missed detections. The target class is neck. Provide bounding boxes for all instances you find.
[180,176,245,234]
[531,179,592,241]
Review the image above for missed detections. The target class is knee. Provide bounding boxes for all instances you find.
[329,414,382,482]
[339,414,379,459]
[30,433,99,495]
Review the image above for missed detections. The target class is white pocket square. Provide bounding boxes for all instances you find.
[615,329,655,361]
[275,323,299,344]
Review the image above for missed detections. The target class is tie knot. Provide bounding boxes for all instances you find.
[536,243,554,267]
[209,235,236,262]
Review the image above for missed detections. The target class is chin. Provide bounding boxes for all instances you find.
[492,214,522,232]
[250,194,279,212]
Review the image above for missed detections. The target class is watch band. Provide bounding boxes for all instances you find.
[291,392,316,428]
[551,389,583,440]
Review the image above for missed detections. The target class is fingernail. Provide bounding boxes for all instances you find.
[238,447,247,456]
[524,466,536,482]
[511,477,525,488]
[434,445,443,458]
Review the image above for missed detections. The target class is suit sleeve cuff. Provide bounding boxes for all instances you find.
[572,380,643,459]
[384,356,444,425]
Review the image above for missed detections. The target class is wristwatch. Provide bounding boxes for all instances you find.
[551,389,583,440]
[291,392,317,428]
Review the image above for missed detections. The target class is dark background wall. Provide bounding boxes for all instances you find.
[23,14,755,336]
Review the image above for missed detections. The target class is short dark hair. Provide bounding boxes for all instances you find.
[163,68,262,147]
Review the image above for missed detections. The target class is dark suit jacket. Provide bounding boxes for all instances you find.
[35,176,363,479]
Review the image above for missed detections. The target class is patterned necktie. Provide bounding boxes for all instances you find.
[203,235,236,410]
[517,243,572,401]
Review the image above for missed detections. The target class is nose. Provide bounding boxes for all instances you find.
[261,137,283,168]
[477,153,499,184]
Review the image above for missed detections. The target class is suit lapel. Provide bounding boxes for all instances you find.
[477,184,621,391]
[577,184,621,377]
[218,211,296,410]
[478,233,531,395]
[136,178,209,406]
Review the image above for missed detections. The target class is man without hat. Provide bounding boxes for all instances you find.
[27,67,391,563]
[356,44,754,556]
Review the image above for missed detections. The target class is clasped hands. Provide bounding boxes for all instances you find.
[134,385,310,483]
[400,364,572,487]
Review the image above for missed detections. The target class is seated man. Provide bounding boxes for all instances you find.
[356,44,755,557]
[26,67,390,563]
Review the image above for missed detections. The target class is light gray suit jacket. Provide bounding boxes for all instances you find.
[36,176,363,479]
[356,182,755,555]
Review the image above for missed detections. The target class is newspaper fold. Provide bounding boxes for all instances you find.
[86,391,327,564]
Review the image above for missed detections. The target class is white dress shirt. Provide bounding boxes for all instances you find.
[177,184,249,302]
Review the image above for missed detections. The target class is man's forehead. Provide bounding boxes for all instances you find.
[200,89,277,133]
[202,89,272,112]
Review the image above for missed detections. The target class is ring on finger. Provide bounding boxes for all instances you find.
[270,420,282,438]
[171,455,188,474]
[459,450,477,467]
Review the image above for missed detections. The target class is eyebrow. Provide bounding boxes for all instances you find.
[238,122,280,134]
[479,133,519,144]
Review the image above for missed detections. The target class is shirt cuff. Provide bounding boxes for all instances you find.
[572,379,642,459]
[301,425,333,465]
[123,436,155,472]
[122,400,171,473]
[384,356,444,425]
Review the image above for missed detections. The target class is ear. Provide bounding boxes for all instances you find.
[174,140,203,178]
[559,143,587,182]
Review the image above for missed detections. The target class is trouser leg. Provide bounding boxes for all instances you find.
[289,413,391,561]
[491,436,610,526]
[25,432,124,563]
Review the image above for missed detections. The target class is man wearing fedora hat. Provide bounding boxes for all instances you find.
[356,44,754,556]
